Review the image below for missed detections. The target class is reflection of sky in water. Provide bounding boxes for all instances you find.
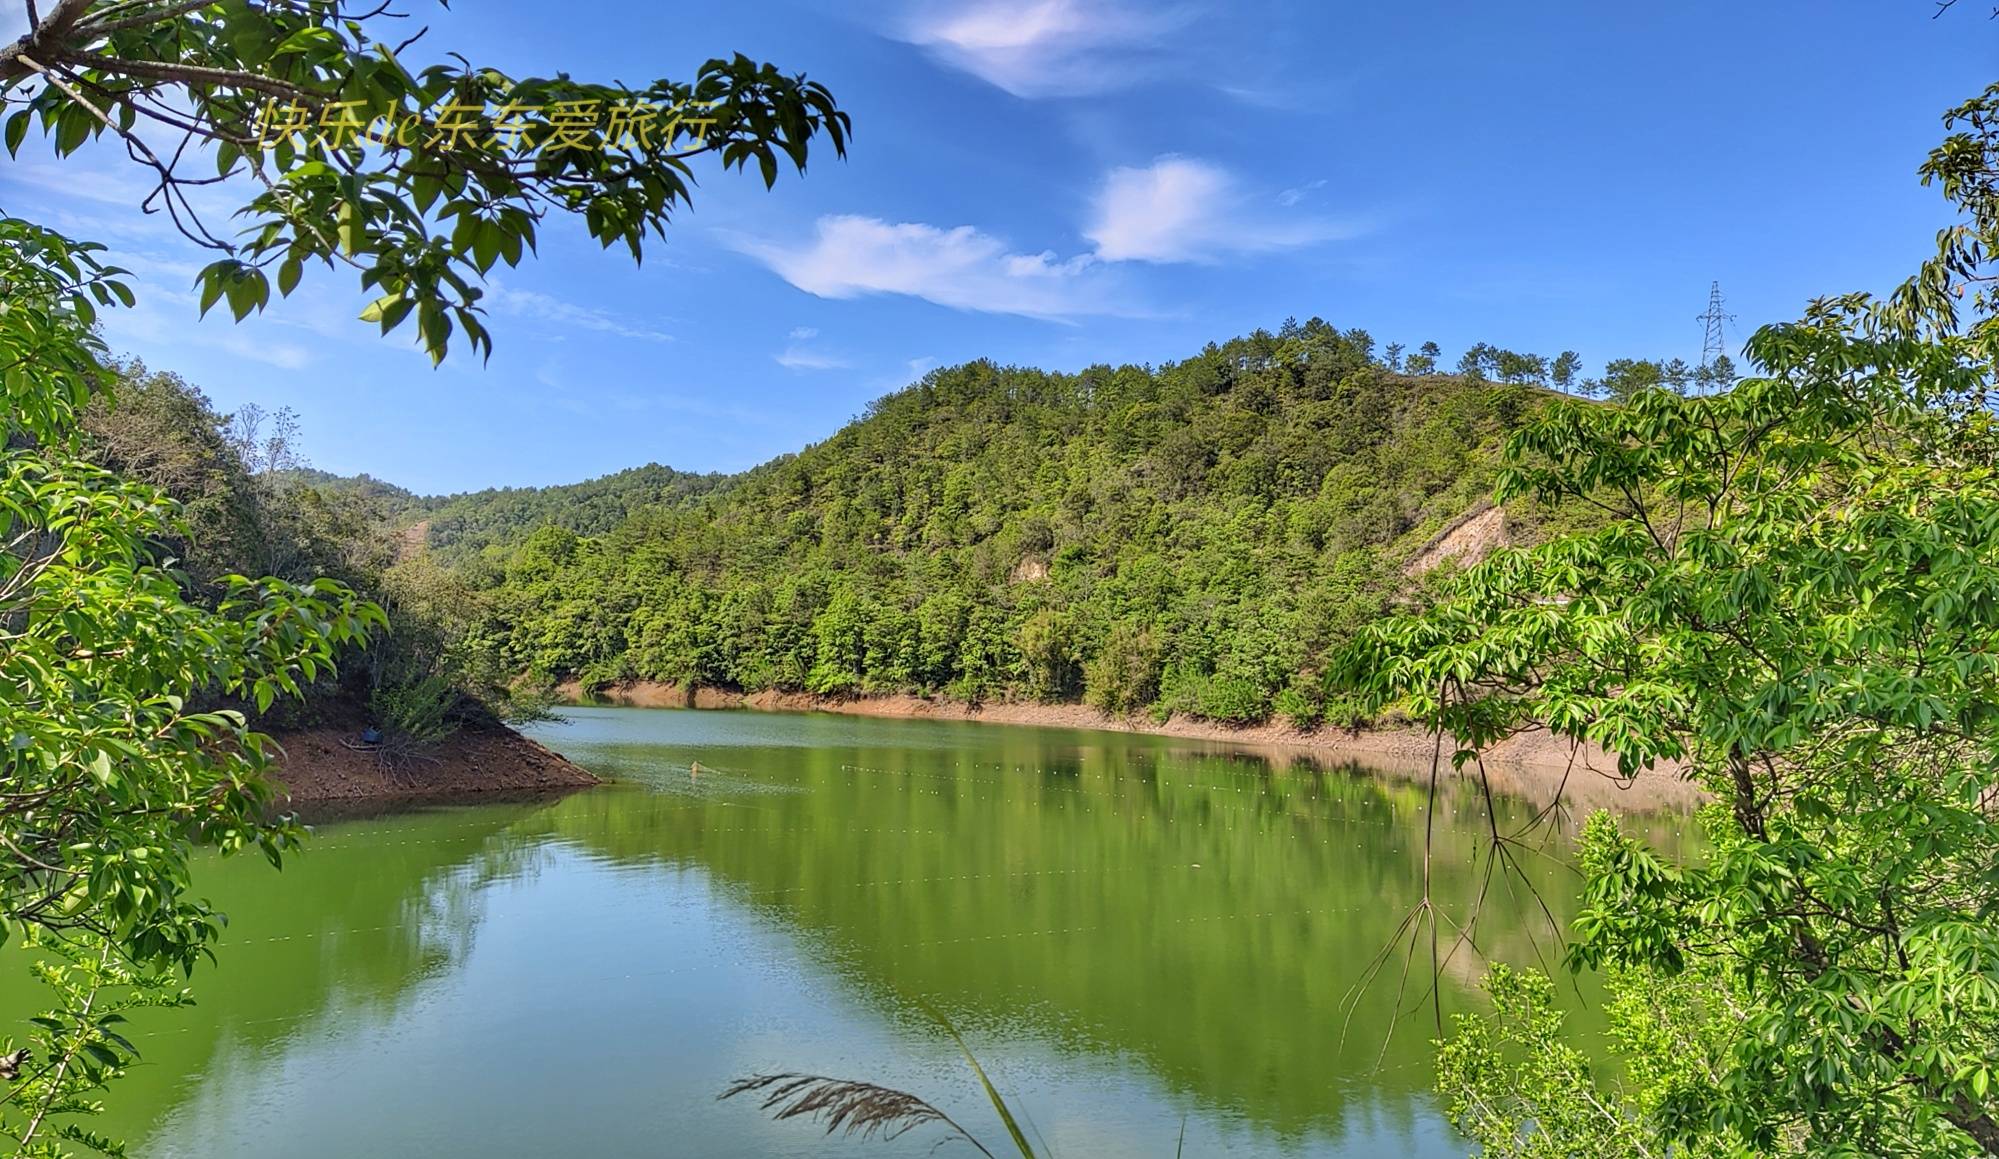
[144,848,1454,1158]
[13,707,1684,1157]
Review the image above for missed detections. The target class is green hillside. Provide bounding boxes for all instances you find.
[416,463,729,563]
[285,463,729,563]
[469,320,1582,727]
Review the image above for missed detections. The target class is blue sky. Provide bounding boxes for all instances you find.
[2,0,1991,493]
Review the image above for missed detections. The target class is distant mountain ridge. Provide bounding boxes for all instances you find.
[292,462,732,563]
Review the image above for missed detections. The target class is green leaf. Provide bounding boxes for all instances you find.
[413,173,442,215]
[83,1042,122,1067]
[471,220,501,273]
[338,200,363,257]
[54,107,90,156]
[196,270,226,317]
[358,292,401,324]
[920,1001,1035,1158]
[224,270,268,321]
[380,296,415,333]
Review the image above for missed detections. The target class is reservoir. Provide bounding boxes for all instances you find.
[31,707,1688,1156]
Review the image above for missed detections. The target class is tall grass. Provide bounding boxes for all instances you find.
[721,1004,1040,1157]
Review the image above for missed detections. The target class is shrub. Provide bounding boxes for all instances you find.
[1083,624,1161,714]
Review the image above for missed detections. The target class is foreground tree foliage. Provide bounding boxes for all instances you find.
[1433,960,1667,1159]
[0,0,850,361]
[0,2,849,1150]
[0,220,380,1153]
[1341,85,1999,1157]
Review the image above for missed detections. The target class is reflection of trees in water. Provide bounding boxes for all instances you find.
[543,733,1698,1147]
[33,720,1701,1154]
[256,801,564,1011]
[401,815,560,985]
[0,796,578,1145]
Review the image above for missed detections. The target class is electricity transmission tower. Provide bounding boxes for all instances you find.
[1696,281,1736,395]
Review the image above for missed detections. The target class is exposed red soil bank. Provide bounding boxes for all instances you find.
[558,680,1700,814]
[269,717,598,801]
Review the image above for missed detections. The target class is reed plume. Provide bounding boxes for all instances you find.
[718,1072,996,1156]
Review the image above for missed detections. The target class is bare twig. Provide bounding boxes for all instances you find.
[56,49,323,103]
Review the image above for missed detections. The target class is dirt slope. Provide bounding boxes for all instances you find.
[269,715,597,801]
[1405,504,1509,575]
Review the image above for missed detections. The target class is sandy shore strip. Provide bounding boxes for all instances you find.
[559,681,1700,814]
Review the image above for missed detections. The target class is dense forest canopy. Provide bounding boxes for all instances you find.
[78,307,1759,764]
[87,322,1665,740]
[413,463,730,562]
[134,316,1735,735]
[335,319,1626,727]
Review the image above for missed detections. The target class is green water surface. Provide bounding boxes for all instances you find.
[8,707,1693,1157]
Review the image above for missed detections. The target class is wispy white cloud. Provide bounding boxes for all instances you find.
[216,331,314,370]
[774,345,852,371]
[772,326,851,369]
[731,214,1142,321]
[486,281,675,343]
[733,157,1353,318]
[1277,178,1328,208]
[900,0,1196,97]
[535,358,775,425]
[104,258,319,371]
[0,150,154,210]
[1086,156,1356,263]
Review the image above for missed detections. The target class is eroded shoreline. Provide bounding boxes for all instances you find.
[559,680,1701,814]
[270,716,600,801]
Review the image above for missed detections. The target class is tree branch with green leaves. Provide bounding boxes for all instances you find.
[0,0,851,362]
[1337,83,1999,1158]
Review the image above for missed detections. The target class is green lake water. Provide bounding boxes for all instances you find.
[10,707,1694,1156]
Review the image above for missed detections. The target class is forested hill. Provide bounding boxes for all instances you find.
[462,320,1586,728]
[412,463,730,562]
[290,463,730,564]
